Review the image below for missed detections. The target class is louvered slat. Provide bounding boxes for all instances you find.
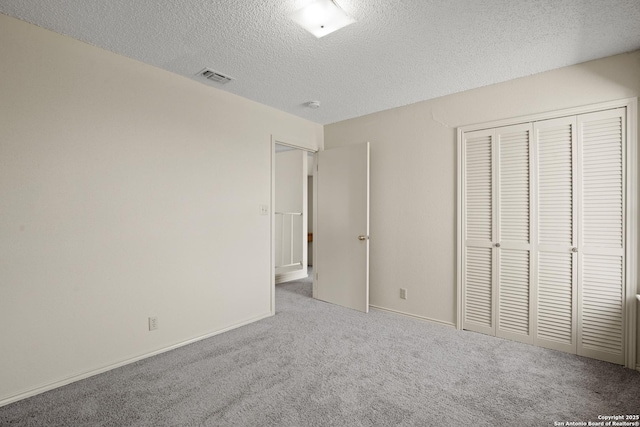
[465,247,492,327]
[538,124,573,246]
[499,129,530,243]
[466,134,492,241]
[499,250,529,335]
[537,252,573,345]
[581,115,623,249]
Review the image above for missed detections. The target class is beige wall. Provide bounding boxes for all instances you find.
[325,52,640,339]
[0,14,322,404]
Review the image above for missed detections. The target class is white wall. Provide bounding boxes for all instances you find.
[275,150,307,276]
[325,51,640,339]
[0,14,322,404]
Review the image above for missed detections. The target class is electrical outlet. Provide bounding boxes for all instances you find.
[400,288,407,300]
[259,204,269,216]
[148,317,158,331]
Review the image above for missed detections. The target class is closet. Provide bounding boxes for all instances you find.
[459,101,635,366]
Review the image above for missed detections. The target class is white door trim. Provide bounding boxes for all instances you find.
[270,135,317,315]
[625,98,638,369]
[456,97,637,369]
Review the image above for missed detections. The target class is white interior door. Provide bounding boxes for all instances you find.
[316,142,370,313]
[462,128,496,335]
[533,115,578,354]
[576,108,626,365]
[495,123,533,344]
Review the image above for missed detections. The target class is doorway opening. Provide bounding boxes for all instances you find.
[271,139,316,313]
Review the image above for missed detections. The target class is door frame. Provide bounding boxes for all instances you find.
[456,97,638,369]
[270,135,318,315]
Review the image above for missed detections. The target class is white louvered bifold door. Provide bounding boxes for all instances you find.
[533,116,578,354]
[577,108,626,364]
[461,106,631,365]
[462,129,496,336]
[495,123,533,344]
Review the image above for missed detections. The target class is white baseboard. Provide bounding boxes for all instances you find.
[369,305,456,328]
[636,364,640,372]
[0,312,273,408]
[275,270,307,284]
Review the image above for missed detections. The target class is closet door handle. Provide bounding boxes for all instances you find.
[494,243,501,248]
[571,247,578,253]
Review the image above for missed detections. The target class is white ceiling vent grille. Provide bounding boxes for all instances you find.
[197,68,234,84]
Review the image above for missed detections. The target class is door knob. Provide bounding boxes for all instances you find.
[571,247,578,253]
[358,235,368,241]
[494,243,501,248]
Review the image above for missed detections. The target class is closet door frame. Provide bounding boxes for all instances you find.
[456,97,637,369]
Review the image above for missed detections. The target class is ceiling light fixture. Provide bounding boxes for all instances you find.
[290,0,355,38]
[306,101,321,109]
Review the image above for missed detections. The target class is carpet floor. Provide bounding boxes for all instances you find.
[1,272,639,426]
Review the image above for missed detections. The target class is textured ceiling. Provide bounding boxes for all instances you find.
[2,0,640,124]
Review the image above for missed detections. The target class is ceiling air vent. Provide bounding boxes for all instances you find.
[197,68,234,84]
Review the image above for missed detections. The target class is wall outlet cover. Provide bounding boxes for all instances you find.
[148,317,158,331]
